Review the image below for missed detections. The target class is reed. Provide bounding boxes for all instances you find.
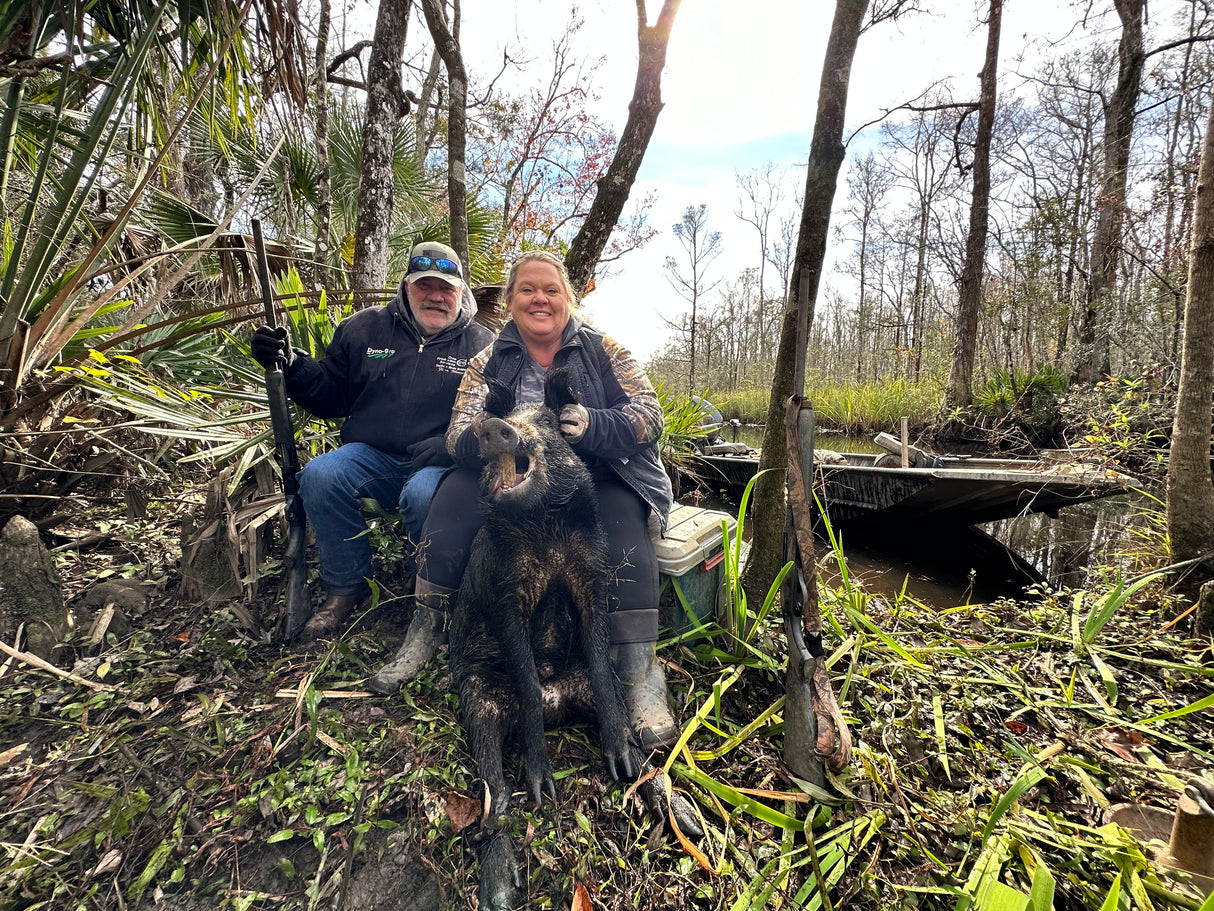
[706,377,939,435]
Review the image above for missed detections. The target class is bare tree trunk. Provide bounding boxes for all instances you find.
[665,204,721,392]
[313,0,333,286]
[1166,1,1199,361]
[565,0,682,294]
[1058,138,1087,362]
[1167,86,1214,632]
[910,202,928,379]
[352,0,412,289]
[413,48,442,167]
[742,0,868,605]
[1074,0,1143,385]
[421,0,469,268]
[942,0,1001,413]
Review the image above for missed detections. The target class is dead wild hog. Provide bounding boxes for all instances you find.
[448,368,699,911]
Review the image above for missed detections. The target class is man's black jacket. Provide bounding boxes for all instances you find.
[283,282,494,458]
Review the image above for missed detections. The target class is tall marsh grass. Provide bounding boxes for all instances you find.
[707,376,939,435]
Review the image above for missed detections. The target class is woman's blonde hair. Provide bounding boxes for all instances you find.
[504,251,580,309]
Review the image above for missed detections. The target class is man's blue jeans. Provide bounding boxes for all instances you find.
[297,442,445,595]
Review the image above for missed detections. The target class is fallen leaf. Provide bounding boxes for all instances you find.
[571,881,593,911]
[1097,728,1144,762]
[87,848,123,879]
[0,742,29,765]
[446,792,481,833]
[315,730,348,755]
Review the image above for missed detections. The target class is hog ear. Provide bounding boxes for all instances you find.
[485,377,515,417]
[544,367,579,412]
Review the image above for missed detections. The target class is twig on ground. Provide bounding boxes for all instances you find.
[0,639,125,693]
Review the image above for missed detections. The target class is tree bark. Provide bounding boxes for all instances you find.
[313,0,333,286]
[1073,0,1143,385]
[1166,85,1214,628]
[352,0,412,289]
[942,0,1001,413]
[564,0,682,294]
[420,0,469,269]
[741,0,868,606]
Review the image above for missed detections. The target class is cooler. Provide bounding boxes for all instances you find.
[655,504,737,638]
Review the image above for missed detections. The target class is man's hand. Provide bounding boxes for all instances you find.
[251,325,293,369]
[558,404,589,443]
[408,435,453,470]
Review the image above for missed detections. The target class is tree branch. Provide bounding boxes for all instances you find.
[327,39,373,75]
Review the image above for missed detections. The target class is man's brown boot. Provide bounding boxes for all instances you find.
[299,590,369,643]
[612,641,679,751]
[367,579,454,694]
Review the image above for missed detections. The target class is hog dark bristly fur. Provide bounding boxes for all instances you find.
[447,368,699,911]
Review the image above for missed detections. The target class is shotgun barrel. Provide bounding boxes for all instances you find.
[252,219,311,640]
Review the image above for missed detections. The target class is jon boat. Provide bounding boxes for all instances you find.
[689,433,1139,528]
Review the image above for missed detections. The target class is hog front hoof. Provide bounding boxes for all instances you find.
[668,789,704,838]
[601,728,636,782]
[524,756,557,806]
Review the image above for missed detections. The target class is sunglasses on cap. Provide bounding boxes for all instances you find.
[408,255,461,277]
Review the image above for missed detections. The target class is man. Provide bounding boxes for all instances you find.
[250,241,494,649]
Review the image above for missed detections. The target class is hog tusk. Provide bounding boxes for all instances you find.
[498,452,516,489]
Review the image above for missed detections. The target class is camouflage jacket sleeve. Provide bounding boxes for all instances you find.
[446,341,494,466]
[574,333,664,460]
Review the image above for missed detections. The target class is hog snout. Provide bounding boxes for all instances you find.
[479,417,518,457]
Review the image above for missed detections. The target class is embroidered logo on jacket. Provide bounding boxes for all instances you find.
[435,355,470,375]
[366,347,395,359]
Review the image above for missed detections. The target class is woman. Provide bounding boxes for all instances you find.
[370,251,678,750]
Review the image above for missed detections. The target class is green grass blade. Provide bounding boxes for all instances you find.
[981,765,1049,843]
[1139,690,1214,724]
[671,763,804,831]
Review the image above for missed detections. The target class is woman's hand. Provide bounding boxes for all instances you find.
[558,404,589,443]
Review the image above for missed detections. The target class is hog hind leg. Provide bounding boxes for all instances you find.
[455,671,518,818]
[538,665,595,728]
[495,595,556,806]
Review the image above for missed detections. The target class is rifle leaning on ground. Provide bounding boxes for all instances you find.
[252,219,311,640]
[781,268,851,786]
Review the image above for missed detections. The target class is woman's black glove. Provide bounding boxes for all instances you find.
[408,435,453,470]
[250,325,293,369]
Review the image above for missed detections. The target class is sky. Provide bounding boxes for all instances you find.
[457,0,1165,364]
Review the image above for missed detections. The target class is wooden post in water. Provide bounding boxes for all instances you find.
[900,416,909,468]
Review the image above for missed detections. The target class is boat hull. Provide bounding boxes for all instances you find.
[689,452,1138,527]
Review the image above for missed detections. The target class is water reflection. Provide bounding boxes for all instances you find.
[982,492,1154,589]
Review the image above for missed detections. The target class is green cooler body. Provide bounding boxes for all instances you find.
[656,504,737,638]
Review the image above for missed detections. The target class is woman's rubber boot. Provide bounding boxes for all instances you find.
[367,579,453,694]
[612,641,679,751]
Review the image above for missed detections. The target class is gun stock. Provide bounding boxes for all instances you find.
[252,219,311,640]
